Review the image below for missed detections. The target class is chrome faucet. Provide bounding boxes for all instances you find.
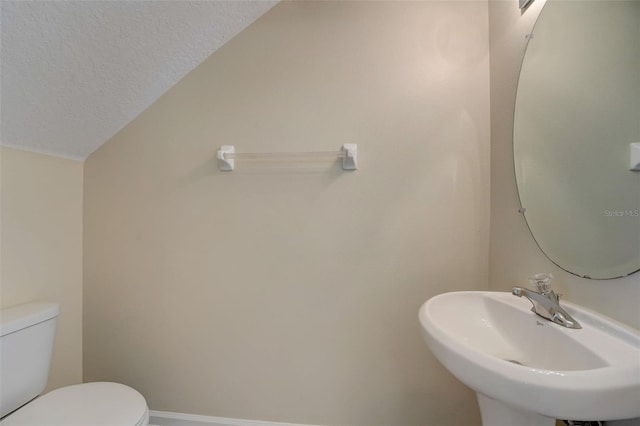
[512,274,581,329]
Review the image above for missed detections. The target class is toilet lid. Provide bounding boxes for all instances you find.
[1,382,148,426]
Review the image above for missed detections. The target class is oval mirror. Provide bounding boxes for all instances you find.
[514,0,640,279]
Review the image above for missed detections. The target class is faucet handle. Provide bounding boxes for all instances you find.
[529,273,553,294]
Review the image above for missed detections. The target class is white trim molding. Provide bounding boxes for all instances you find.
[149,411,324,426]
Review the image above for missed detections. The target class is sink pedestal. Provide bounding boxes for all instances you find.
[477,394,555,426]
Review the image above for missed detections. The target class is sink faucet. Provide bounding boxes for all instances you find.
[512,274,581,329]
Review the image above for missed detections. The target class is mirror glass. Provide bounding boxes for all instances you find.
[514,0,640,279]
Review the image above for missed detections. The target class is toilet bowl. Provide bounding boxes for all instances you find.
[0,382,148,426]
[0,302,149,426]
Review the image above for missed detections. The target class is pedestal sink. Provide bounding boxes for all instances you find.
[418,291,640,426]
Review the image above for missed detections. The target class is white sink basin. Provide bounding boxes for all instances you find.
[419,291,640,424]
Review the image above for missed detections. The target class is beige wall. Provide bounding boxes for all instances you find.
[0,146,84,392]
[488,0,640,330]
[84,2,490,425]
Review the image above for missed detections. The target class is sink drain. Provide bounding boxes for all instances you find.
[504,359,525,366]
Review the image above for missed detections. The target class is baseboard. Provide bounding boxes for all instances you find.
[149,410,323,426]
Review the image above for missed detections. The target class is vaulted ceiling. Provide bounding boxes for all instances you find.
[1,1,277,160]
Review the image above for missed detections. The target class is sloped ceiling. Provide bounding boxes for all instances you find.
[0,1,277,160]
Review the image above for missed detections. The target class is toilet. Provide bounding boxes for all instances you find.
[0,302,149,426]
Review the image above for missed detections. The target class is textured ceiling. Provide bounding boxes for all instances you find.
[0,0,277,160]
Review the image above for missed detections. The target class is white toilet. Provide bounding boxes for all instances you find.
[0,302,149,426]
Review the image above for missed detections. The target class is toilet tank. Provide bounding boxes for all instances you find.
[0,302,59,418]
